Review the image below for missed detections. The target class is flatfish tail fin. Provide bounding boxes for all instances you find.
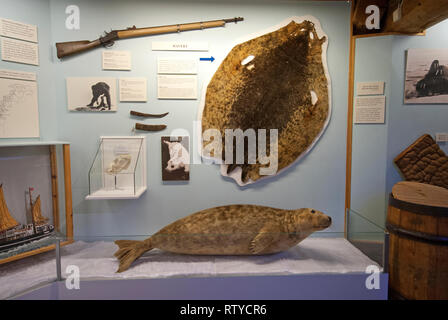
[114,239,153,273]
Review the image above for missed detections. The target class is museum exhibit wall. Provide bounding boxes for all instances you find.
[0,0,58,141]
[351,20,448,227]
[0,0,351,237]
[49,0,350,237]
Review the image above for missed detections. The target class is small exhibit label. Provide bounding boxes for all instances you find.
[102,50,132,70]
[0,18,38,43]
[0,69,36,81]
[152,41,209,51]
[354,95,386,124]
[357,81,385,96]
[436,133,448,143]
[157,74,197,100]
[119,78,147,102]
[1,37,39,66]
[157,57,198,74]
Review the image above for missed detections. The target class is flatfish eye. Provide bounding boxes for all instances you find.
[311,210,316,214]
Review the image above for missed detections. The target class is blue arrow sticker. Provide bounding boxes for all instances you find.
[200,56,215,62]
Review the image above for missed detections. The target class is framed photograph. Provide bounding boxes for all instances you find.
[66,77,117,112]
[405,49,448,104]
[161,136,190,181]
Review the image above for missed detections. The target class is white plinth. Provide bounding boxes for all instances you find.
[85,186,147,200]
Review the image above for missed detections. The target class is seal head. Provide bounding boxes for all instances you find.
[293,208,332,232]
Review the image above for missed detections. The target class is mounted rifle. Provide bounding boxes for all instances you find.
[56,17,244,59]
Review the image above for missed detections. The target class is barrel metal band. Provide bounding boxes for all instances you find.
[389,194,448,217]
[386,222,448,246]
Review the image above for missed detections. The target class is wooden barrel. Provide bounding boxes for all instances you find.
[387,181,448,300]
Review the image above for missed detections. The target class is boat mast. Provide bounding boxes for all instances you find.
[29,187,37,234]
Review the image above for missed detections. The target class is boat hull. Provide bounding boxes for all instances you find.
[0,229,54,253]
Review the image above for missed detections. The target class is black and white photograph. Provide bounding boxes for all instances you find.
[66,77,117,111]
[161,136,190,181]
[405,48,448,104]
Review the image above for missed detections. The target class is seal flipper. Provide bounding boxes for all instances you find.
[249,226,277,254]
[114,239,153,273]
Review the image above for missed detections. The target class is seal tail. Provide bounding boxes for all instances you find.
[114,239,153,273]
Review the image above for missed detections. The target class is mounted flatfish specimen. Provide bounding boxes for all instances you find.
[199,17,331,186]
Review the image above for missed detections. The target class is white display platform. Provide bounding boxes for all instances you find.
[0,237,383,300]
[85,186,147,200]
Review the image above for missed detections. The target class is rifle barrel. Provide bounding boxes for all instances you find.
[117,18,243,39]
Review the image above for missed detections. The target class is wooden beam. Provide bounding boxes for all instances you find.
[353,31,425,39]
[49,146,60,232]
[384,0,448,33]
[63,144,73,239]
[345,1,356,237]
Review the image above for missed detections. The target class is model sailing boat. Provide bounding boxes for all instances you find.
[0,185,54,252]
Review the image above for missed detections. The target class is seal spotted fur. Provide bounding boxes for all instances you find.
[114,205,331,272]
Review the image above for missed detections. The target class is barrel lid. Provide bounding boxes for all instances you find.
[392,181,448,208]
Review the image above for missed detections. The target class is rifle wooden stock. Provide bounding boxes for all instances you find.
[56,17,243,59]
[56,39,102,59]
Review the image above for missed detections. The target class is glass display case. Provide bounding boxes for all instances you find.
[86,136,147,200]
[1,209,388,300]
[0,142,73,267]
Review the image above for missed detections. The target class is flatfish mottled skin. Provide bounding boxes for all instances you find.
[201,19,330,185]
[114,205,332,272]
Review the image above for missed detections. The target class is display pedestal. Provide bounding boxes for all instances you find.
[15,274,388,300]
[85,186,147,200]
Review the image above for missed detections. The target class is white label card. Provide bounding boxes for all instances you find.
[0,78,39,138]
[157,58,198,74]
[0,18,38,43]
[1,37,39,66]
[119,78,147,102]
[0,69,36,81]
[354,96,386,124]
[102,51,132,70]
[357,81,385,96]
[157,75,197,100]
[152,41,209,51]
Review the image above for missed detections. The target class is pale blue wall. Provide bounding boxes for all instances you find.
[351,36,393,227]
[47,0,351,237]
[0,0,58,142]
[386,21,448,194]
[0,0,351,237]
[351,21,448,227]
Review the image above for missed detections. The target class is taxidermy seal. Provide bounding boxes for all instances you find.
[114,205,332,272]
[200,17,331,186]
